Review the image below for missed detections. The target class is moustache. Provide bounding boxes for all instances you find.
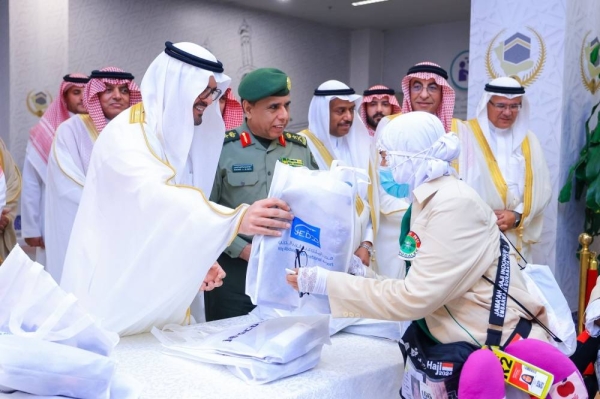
[373,112,384,119]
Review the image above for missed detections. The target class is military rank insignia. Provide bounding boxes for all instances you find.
[278,135,286,147]
[240,131,252,148]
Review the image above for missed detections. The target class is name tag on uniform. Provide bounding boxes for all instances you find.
[280,157,304,167]
[490,346,553,398]
[232,164,254,173]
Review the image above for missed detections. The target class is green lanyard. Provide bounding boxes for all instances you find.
[398,204,413,271]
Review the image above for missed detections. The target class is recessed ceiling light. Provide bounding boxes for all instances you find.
[352,0,389,6]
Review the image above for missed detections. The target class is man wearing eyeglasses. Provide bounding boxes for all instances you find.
[453,77,551,262]
[375,62,458,136]
[58,43,296,336]
[205,67,318,321]
[45,67,141,283]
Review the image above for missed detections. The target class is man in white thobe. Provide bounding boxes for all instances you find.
[454,77,551,261]
[22,73,89,265]
[45,68,141,282]
[59,41,294,336]
[299,80,379,268]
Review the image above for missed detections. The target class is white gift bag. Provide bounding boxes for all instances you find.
[247,161,358,313]
[0,245,119,356]
[0,334,115,398]
[521,263,577,355]
[152,315,331,384]
[342,318,410,341]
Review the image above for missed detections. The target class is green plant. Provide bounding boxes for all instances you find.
[559,100,600,236]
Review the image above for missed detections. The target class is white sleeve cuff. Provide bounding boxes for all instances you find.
[513,203,524,214]
[585,299,600,337]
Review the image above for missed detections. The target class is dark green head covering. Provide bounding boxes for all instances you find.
[238,68,291,102]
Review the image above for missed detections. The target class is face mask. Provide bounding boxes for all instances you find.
[379,168,409,198]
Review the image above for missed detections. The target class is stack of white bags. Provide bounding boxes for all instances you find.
[0,245,140,398]
[152,315,331,385]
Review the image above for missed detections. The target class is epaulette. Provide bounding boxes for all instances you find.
[224,130,240,143]
[283,132,307,147]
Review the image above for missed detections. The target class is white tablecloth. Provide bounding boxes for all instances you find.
[0,315,403,399]
[115,315,403,398]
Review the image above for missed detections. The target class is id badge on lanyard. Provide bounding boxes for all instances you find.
[490,346,553,398]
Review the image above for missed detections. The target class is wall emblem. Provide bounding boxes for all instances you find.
[26,90,53,117]
[485,27,546,87]
[580,31,600,94]
[450,50,469,91]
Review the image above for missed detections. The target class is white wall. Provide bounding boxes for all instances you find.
[382,20,471,118]
[67,0,351,133]
[9,0,68,168]
[0,0,9,145]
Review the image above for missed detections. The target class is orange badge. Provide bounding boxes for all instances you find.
[278,135,286,147]
[240,131,252,148]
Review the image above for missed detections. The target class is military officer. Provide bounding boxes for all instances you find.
[205,68,318,321]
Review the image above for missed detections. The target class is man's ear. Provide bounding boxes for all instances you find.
[242,99,252,120]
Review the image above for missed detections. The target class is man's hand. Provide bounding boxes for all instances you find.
[494,210,516,232]
[200,262,226,292]
[239,244,252,261]
[25,237,45,249]
[239,198,293,236]
[0,209,10,234]
[354,246,370,266]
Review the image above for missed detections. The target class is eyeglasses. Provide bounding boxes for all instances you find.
[410,83,440,94]
[295,246,309,298]
[199,87,222,102]
[488,100,522,112]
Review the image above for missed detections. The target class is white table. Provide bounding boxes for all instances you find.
[113,315,403,398]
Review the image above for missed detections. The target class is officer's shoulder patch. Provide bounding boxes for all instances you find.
[283,131,307,147]
[224,130,240,143]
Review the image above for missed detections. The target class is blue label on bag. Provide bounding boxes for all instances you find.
[291,217,321,248]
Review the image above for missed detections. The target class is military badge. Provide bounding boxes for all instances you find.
[240,131,252,148]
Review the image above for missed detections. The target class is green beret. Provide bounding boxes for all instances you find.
[238,68,291,102]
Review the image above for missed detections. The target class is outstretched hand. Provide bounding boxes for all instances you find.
[239,198,293,236]
[200,262,226,291]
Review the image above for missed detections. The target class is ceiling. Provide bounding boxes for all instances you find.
[212,0,471,30]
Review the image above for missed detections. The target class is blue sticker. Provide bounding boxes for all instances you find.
[232,164,254,173]
[291,217,321,248]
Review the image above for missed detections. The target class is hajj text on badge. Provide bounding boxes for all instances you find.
[399,231,421,259]
[232,164,254,173]
[280,157,304,167]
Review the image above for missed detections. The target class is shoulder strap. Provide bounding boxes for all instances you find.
[485,238,512,346]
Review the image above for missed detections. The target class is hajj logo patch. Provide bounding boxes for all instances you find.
[399,231,421,259]
[290,216,321,248]
[232,164,253,173]
[26,90,53,117]
[280,157,303,167]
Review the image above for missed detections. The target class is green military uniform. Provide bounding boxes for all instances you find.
[205,122,317,321]
[205,67,318,321]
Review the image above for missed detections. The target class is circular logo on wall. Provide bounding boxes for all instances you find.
[485,27,546,87]
[580,31,600,94]
[450,50,469,91]
[26,90,53,118]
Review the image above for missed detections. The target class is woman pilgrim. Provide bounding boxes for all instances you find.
[286,111,585,399]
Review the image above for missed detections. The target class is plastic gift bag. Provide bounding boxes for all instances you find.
[152,315,331,384]
[0,245,119,356]
[521,263,577,356]
[246,161,358,313]
[0,334,115,398]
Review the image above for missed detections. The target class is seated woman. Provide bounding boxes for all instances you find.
[287,111,585,399]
